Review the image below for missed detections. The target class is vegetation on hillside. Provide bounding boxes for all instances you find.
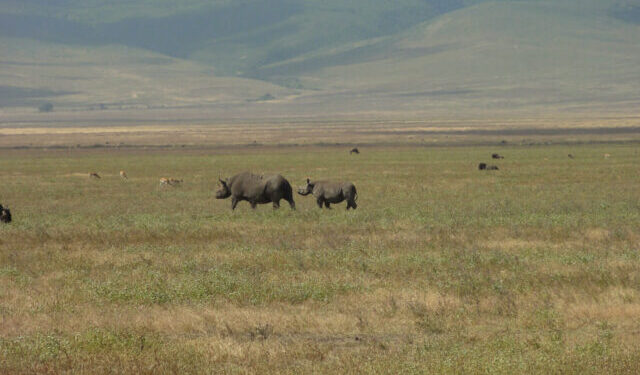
[1,0,639,115]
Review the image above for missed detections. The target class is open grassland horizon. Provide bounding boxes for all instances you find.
[1,115,640,149]
[1,143,640,373]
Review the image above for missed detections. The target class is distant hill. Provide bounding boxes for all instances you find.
[0,1,478,76]
[287,0,640,115]
[0,37,294,110]
[1,0,639,117]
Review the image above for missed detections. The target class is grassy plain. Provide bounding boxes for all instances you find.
[1,115,640,149]
[1,141,639,374]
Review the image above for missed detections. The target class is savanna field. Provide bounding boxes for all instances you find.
[1,144,640,374]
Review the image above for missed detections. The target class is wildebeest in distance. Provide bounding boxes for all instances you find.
[0,204,11,223]
[350,148,360,154]
[298,178,358,210]
[568,154,574,159]
[216,172,295,210]
[479,163,498,171]
[492,153,504,159]
[89,172,101,179]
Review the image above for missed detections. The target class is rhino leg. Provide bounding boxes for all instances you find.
[231,197,239,210]
[272,200,280,209]
[316,197,324,209]
[250,201,257,209]
[286,198,295,210]
[324,201,331,209]
[347,200,357,210]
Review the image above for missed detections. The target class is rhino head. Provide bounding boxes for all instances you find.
[215,178,231,199]
[298,178,314,196]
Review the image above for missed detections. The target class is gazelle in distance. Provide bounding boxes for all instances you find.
[159,178,183,187]
[120,170,128,179]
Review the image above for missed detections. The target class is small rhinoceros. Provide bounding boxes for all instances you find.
[297,178,358,209]
[216,172,295,210]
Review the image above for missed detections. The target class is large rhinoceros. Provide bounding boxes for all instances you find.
[216,172,295,210]
[297,178,358,209]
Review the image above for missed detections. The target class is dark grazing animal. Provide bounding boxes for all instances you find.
[298,178,358,209]
[350,148,360,154]
[0,204,11,223]
[89,172,101,179]
[492,153,504,159]
[478,163,499,171]
[568,154,574,159]
[216,172,295,210]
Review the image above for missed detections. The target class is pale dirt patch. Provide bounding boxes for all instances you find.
[480,239,547,250]
[584,228,611,242]
[481,235,588,252]
[565,302,640,323]
[557,288,640,344]
[62,172,116,177]
[0,126,180,136]
[0,288,464,340]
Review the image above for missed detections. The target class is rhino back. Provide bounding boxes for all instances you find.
[343,182,357,198]
[264,174,287,192]
[229,172,266,198]
[313,181,344,199]
[343,182,356,191]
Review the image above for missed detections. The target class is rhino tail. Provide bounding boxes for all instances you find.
[282,179,296,209]
[282,179,292,199]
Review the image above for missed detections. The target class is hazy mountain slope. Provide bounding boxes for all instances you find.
[0,37,294,109]
[0,0,479,77]
[1,0,640,116]
[281,0,640,114]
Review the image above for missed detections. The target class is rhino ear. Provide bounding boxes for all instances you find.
[306,178,310,184]
[219,178,226,186]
